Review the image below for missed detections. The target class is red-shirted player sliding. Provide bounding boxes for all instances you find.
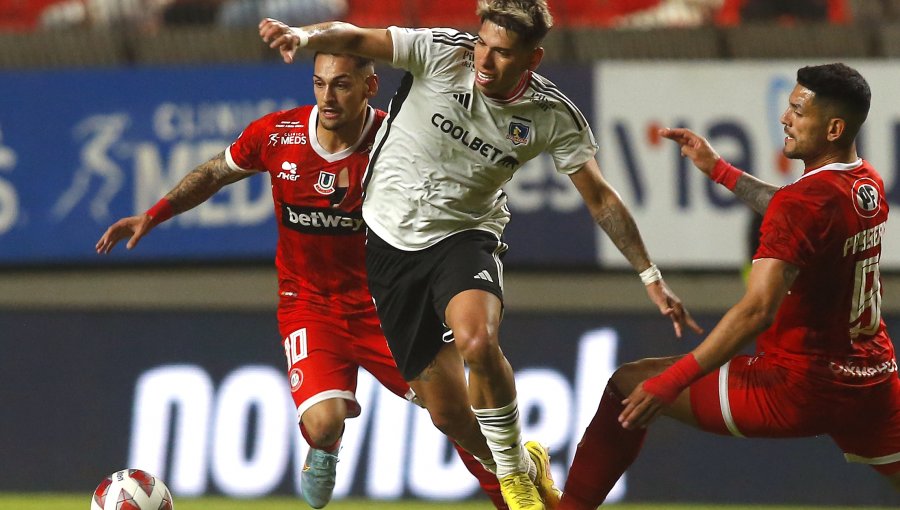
[96,52,507,510]
[559,63,900,509]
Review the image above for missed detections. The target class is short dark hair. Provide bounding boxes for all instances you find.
[797,63,871,141]
[476,0,553,48]
[312,51,375,74]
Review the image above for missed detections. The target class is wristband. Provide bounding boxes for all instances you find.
[710,159,743,191]
[295,28,310,48]
[639,263,662,286]
[642,353,704,404]
[145,198,174,225]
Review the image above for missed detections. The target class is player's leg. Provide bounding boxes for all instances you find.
[280,316,359,509]
[353,313,509,509]
[559,356,691,510]
[831,374,900,493]
[366,229,538,509]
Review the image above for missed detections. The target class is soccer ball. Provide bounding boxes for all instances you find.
[91,469,174,510]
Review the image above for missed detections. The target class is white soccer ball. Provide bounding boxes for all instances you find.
[91,469,174,510]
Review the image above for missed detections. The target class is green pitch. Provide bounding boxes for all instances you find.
[1,495,895,510]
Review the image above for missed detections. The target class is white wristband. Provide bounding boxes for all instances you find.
[294,28,310,48]
[639,263,662,286]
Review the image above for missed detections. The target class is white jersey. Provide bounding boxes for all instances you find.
[362,26,598,250]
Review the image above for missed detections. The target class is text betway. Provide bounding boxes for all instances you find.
[281,203,363,235]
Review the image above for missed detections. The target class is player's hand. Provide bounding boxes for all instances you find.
[659,127,721,176]
[645,279,704,338]
[259,17,302,64]
[95,214,154,254]
[619,381,667,429]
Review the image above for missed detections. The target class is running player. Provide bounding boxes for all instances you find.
[259,2,701,509]
[96,52,507,510]
[559,63,900,509]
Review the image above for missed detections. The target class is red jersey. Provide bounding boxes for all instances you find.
[226,105,386,316]
[754,159,896,387]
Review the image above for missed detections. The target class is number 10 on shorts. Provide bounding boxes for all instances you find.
[283,328,309,367]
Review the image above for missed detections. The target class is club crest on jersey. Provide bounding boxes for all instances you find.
[314,171,337,195]
[277,161,301,181]
[852,178,880,218]
[506,120,531,146]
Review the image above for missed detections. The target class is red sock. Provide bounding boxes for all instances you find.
[559,383,646,509]
[452,441,508,510]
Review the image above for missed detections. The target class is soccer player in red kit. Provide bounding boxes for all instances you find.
[96,52,507,510]
[559,63,900,509]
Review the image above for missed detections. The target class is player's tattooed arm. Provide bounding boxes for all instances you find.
[593,201,652,270]
[163,151,253,215]
[733,173,779,215]
[570,159,653,270]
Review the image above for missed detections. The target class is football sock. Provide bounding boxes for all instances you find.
[452,441,509,510]
[560,382,646,510]
[472,399,536,479]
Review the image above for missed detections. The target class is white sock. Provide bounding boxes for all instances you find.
[472,399,537,479]
[477,454,497,474]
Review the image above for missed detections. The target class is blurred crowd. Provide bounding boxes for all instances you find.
[0,0,897,32]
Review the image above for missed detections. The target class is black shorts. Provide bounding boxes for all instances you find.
[365,229,508,380]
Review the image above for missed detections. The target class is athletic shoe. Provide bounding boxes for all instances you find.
[525,441,562,509]
[301,447,339,508]
[499,472,544,510]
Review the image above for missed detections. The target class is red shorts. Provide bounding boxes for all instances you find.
[278,305,412,423]
[691,353,900,475]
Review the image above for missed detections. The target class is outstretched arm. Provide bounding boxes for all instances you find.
[569,158,703,338]
[259,18,394,65]
[619,258,798,429]
[660,127,780,215]
[95,151,251,253]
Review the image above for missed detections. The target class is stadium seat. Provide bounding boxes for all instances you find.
[129,27,266,65]
[570,26,720,60]
[344,0,413,28]
[877,22,900,58]
[0,29,124,69]
[722,22,871,58]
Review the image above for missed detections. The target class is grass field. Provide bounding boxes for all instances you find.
[1,495,896,510]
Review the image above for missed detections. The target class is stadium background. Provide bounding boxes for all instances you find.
[1,0,899,506]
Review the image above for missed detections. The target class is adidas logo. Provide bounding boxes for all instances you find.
[473,270,493,283]
[452,92,472,109]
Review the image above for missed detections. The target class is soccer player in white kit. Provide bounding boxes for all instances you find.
[261,2,701,508]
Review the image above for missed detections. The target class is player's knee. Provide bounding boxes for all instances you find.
[302,412,345,448]
[610,357,671,395]
[454,327,499,366]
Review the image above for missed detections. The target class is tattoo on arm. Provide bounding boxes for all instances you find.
[733,173,779,215]
[594,201,651,271]
[782,264,800,288]
[164,151,251,214]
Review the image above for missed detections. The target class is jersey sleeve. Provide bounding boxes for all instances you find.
[548,114,599,175]
[754,184,832,267]
[225,116,271,173]
[388,26,467,78]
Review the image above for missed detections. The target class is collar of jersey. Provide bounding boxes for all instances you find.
[482,70,532,105]
[308,105,375,163]
[797,158,863,182]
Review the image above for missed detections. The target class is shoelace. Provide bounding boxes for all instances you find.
[306,452,339,482]
[501,475,539,506]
